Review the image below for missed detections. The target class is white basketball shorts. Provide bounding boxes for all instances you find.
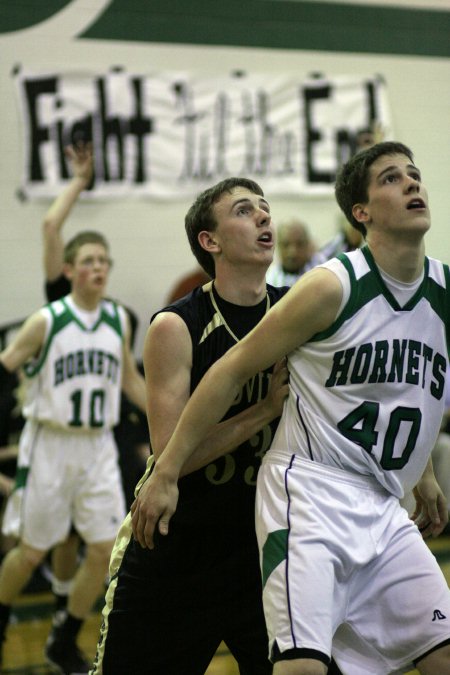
[256,451,450,674]
[3,419,126,550]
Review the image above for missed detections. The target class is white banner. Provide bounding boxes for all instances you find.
[14,68,393,200]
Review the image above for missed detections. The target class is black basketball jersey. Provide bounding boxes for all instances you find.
[150,281,288,568]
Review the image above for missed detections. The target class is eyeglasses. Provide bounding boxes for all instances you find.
[77,256,113,269]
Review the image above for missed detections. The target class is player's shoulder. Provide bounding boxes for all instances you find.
[45,295,69,314]
[426,256,450,290]
[153,282,213,324]
[37,296,71,332]
[100,297,126,321]
[25,307,49,333]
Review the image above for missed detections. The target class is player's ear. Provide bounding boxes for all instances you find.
[198,230,221,253]
[62,262,74,280]
[352,203,370,224]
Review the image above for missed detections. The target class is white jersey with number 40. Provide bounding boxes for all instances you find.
[22,297,126,431]
[272,247,450,498]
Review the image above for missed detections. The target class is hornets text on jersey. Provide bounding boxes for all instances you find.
[272,247,450,498]
[22,296,126,431]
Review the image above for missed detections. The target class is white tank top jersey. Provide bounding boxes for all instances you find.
[22,296,126,431]
[271,247,450,499]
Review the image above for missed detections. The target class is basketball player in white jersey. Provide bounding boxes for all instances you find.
[131,142,450,674]
[0,231,146,673]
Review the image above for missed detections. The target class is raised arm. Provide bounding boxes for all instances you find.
[42,143,93,282]
[133,267,343,547]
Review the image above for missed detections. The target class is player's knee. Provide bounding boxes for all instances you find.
[274,660,327,675]
[85,540,114,570]
[19,542,47,571]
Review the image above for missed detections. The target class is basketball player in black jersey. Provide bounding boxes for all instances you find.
[94,178,343,675]
[91,178,289,674]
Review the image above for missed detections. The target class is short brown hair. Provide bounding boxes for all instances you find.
[185,177,264,278]
[335,141,414,236]
[64,231,109,265]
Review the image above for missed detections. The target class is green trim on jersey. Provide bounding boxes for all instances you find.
[23,302,73,378]
[99,302,123,339]
[446,264,450,358]
[361,247,430,312]
[14,466,29,491]
[261,528,288,589]
[60,298,123,337]
[424,269,449,322]
[311,249,381,342]
[23,298,123,378]
[311,248,447,345]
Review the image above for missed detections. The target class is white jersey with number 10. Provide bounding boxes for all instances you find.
[22,297,125,432]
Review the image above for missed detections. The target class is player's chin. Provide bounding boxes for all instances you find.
[257,248,275,264]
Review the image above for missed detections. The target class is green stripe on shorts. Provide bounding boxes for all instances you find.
[262,529,288,588]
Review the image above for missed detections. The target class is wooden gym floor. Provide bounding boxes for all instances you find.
[3,537,450,674]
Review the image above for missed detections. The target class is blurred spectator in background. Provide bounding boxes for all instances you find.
[318,218,363,261]
[266,219,321,287]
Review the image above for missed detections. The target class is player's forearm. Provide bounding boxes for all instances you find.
[122,375,147,415]
[153,366,242,482]
[419,457,436,481]
[1,347,26,373]
[43,177,89,279]
[43,176,89,232]
[180,397,278,476]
